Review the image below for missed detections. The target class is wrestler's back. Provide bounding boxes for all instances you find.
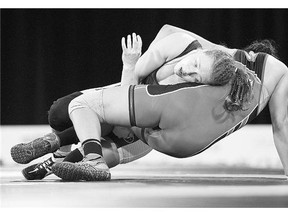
[135,49,269,158]
[135,75,262,158]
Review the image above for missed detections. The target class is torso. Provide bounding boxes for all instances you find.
[136,47,271,158]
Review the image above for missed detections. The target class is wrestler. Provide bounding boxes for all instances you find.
[51,26,288,180]
[11,25,288,181]
[11,30,238,179]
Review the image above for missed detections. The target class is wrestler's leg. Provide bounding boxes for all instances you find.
[10,89,115,164]
[52,86,131,181]
[62,133,152,169]
[49,86,121,153]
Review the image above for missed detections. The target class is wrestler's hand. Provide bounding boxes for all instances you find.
[121,33,142,69]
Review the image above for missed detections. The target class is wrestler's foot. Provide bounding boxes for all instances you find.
[52,153,111,181]
[11,133,60,164]
[21,151,67,180]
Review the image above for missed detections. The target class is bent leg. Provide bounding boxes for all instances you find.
[52,86,132,181]
[48,91,83,153]
[68,85,131,144]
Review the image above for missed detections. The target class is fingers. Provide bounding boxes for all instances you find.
[137,35,142,50]
[132,33,137,50]
[121,33,142,51]
[127,34,132,49]
[121,37,126,51]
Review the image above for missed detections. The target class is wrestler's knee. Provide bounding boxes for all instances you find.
[48,92,82,131]
[48,100,70,131]
[68,90,105,123]
[68,94,89,115]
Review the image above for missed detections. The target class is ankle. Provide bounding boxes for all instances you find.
[82,139,103,156]
[44,133,60,152]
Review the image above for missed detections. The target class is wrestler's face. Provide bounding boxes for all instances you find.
[174,49,214,83]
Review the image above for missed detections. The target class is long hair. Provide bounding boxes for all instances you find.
[224,67,253,112]
[205,50,253,112]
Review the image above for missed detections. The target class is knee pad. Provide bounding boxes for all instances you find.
[48,92,82,131]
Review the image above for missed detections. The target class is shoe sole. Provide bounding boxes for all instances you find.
[11,142,51,164]
[52,162,111,181]
[10,145,34,164]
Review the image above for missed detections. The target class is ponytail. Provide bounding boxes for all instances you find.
[224,67,253,112]
[206,49,253,112]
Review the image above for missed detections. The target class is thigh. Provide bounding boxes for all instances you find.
[102,85,164,128]
[102,85,131,126]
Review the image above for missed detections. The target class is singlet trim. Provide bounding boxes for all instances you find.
[145,84,209,97]
[128,85,136,126]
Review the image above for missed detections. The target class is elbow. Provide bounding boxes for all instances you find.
[161,24,172,29]
[160,24,176,34]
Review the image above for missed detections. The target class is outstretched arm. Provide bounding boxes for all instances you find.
[269,72,288,176]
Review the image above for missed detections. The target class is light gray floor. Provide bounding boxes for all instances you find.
[1,165,288,207]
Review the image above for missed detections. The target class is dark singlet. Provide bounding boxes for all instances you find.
[128,49,268,157]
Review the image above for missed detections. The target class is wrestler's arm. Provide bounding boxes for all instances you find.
[147,25,181,48]
[134,32,196,82]
[121,33,142,85]
[269,69,288,176]
[159,24,237,56]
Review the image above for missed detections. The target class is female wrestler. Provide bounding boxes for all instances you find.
[50,26,287,181]
[11,29,238,180]
[11,26,288,181]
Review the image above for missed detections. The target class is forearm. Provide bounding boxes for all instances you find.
[273,121,288,176]
[121,65,138,86]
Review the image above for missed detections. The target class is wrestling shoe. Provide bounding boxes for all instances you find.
[11,133,60,164]
[52,153,111,181]
[21,152,66,180]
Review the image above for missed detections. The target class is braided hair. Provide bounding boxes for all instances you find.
[224,66,253,112]
[204,50,253,112]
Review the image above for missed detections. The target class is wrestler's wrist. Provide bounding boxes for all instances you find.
[122,63,136,70]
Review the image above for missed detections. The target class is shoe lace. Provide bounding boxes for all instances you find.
[38,158,53,171]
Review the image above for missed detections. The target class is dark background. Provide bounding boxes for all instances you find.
[1,9,288,125]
